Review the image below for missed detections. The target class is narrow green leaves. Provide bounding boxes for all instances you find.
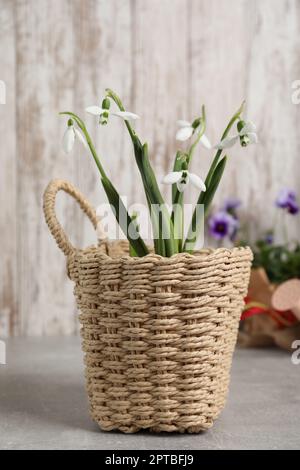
[183,156,227,252]
[129,213,139,257]
[61,94,246,258]
[105,89,175,257]
[140,143,176,256]
[101,177,149,257]
[200,156,227,211]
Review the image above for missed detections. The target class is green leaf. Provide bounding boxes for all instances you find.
[129,213,139,257]
[253,242,300,283]
[183,156,227,252]
[200,156,227,209]
[140,143,176,256]
[101,177,149,257]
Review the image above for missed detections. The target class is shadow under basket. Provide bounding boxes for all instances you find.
[43,179,253,433]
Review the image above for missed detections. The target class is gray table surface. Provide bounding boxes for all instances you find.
[0,337,299,450]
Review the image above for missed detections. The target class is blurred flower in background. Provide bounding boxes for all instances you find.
[208,210,239,241]
[263,231,274,245]
[208,189,300,284]
[275,188,299,215]
[208,188,299,248]
[208,197,241,243]
[222,198,241,213]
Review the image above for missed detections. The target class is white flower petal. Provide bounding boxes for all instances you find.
[247,132,258,144]
[162,171,183,185]
[176,180,188,193]
[177,120,192,128]
[214,135,239,149]
[85,106,105,116]
[62,127,75,153]
[239,120,256,136]
[189,173,206,192]
[176,171,190,193]
[112,111,140,120]
[74,128,88,149]
[176,126,194,141]
[200,134,212,149]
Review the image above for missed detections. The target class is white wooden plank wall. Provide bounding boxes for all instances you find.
[0,0,299,336]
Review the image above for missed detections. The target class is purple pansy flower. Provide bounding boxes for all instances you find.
[275,188,299,215]
[208,211,239,240]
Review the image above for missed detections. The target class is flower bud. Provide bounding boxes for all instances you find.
[102,98,110,110]
[192,118,201,129]
[181,161,188,171]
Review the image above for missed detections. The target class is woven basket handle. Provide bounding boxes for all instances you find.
[43,179,98,256]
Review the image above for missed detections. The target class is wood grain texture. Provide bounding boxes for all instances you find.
[14,0,78,336]
[0,1,17,336]
[0,0,299,336]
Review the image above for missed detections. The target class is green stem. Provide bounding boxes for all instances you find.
[171,189,184,252]
[60,111,149,257]
[171,107,206,212]
[283,212,289,245]
[60,112,106,179]
[182,101,245,253]
[186,105,206,165]
[141,144,175,256]
[183,156,227,252]
[105,88,137,144]
[170,107,207,252]
[205,100,245,187]
[101,177,149,257]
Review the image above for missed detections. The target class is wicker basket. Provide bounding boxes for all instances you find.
[43,179,253,433]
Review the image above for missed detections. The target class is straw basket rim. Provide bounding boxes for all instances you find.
[72,242,252,263]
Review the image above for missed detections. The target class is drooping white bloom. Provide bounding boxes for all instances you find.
[162,170,206,193]
[62,122,87,154]
[86,105,139,122]
[214,120,258,149]
[176,120,211,148]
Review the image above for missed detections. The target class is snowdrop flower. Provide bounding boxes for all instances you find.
[62,119,87,154]
[214,120,258,149]
[162,170,206,193]
[86,98,139,125]
[176,119,211,148]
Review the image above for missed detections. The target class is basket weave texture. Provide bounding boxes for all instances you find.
[44,179,253,433]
